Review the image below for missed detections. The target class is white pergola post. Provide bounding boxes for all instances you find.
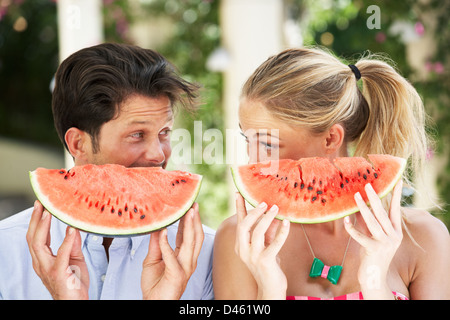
[220,0,284,212]
[56,0,104,169]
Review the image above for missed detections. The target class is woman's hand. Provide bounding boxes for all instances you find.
[344,180,403,299]
[234,193,290,300]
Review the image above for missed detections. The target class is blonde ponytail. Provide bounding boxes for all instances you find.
[354,56,431,191]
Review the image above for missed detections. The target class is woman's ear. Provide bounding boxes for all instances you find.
[64,127,90,162]
[324,123,345,154]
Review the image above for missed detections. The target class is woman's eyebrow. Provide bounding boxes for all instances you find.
[238,124,280,139]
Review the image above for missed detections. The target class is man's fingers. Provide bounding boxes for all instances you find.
[30,209,54,273]
[143,230,162,267]
[159,229,183,274]
[177,203,204,274]
[55,227,77,274]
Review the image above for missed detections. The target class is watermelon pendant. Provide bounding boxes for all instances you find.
[231,154,406,223]
[29,164,202,236]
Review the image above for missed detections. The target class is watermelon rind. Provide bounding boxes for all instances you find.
[231,155,407,224]
[29,170,202,237]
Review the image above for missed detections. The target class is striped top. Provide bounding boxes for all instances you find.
[287,291,408,300]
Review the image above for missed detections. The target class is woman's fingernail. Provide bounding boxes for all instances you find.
[344,216,350,224]
[354,192,362,201]
[269,205,279,212]
[41,210,48,220]
[68,227,75,235]
[258,202,267,209]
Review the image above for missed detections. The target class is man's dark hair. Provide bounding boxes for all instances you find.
[52,43,199,152]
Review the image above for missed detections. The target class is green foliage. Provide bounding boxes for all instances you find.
[0,1,59,146]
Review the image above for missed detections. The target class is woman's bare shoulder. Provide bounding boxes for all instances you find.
[215,214,238,242]
[401,207,450,298]
[402,207,449,246]
[403,208,450,252]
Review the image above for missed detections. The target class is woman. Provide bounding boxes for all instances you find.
[213,47,450,300]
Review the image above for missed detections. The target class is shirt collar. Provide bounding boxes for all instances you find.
[80,231,148,260]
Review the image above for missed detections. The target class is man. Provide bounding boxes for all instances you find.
[0,43,215,299]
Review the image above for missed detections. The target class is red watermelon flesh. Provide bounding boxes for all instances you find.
[29,164,202,236]
[231,154,406,223]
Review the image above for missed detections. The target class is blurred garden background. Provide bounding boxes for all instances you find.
[0,0,449,230]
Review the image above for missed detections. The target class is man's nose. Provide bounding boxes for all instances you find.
[144,140,167,166]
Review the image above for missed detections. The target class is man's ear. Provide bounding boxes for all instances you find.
[64,127,91,162]
[323,123,345,154]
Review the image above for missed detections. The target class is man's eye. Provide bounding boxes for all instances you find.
[130,132,144,139]
[159,129,172,137]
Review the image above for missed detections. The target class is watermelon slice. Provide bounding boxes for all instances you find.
[231,154,406,223]
[29,164,202,236]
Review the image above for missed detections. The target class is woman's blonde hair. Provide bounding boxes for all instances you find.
[241,47,432,201]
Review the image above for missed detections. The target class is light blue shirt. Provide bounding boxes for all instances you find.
[0,208,215,300]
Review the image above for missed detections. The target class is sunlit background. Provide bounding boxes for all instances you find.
[0,0,449,230]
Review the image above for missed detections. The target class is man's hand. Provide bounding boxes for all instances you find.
[26,201,90,300]
[141,203,204,300]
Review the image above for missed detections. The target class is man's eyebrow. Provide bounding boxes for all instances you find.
[127,114,174,126]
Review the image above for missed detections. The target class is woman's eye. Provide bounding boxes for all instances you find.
[260,141,272,149]
[240,131,249,143]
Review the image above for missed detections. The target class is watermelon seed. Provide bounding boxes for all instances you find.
[181,179,186,183]
[340,183,345,188]
[176,180,180,184]
[363,174,367,180]
[118,209,122,217]
[101,205,105,212]
[134,207,138,213]
[321,199,327,203]
[367,169,371,174]
[294,182,298,188]
[374,173,378,178]
[301,183,305,189]
[312,196,317,202]
[125,205,128,212]
[59,170,65,174]
[140,215,145,219]
[317,190,323,195]
[307,186,313,191]
[111,208,115,213]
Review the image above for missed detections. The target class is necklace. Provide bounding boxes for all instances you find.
[300,216,355,285]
